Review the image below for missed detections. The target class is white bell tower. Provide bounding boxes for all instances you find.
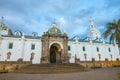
[87,19,101,40]
[0,16,13,35]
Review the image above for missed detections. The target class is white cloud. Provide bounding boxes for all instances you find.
[0,0,120,39]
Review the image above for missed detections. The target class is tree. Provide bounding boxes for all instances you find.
[103,19,120,45]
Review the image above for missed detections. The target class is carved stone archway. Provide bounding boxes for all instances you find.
[50,43,62,63]
[41,23,69,63]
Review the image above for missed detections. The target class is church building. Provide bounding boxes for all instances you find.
[0,17,119,64]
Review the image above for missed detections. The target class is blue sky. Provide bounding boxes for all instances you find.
[0,0,120,39]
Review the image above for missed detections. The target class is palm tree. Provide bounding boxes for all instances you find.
[103,19,120,45]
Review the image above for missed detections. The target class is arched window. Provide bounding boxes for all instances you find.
[30,53,35,60]
[7,52,11,59]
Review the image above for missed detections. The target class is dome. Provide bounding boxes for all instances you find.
[14,30,22,36]
[48,23,62,36]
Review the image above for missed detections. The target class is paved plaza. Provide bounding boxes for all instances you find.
[0,67,119,80]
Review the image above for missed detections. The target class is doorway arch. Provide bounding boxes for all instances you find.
[50,43,62,63]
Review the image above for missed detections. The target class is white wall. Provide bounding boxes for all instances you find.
[68,40,120,63]
[0,36,42,64]
[23,39,41,64]
[0,37,23,61]
[0,36,119,64]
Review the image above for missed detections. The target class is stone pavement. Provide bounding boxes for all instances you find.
[0,67,119,80]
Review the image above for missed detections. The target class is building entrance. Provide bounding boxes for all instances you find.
[50,43,61,63]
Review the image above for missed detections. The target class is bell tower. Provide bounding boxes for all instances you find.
[0,16,13,36]
[87,19,101,40]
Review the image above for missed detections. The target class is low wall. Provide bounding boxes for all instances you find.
[0,60,120,72]
[77,61,120,68]
[0,61,30,72]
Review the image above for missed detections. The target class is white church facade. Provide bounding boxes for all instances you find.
[0,18,119,64]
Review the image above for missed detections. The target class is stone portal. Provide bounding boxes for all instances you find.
[41,23,69,63]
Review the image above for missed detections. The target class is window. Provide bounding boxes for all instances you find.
[8,43,13,49]
[68,46,71,51]
[31,44,35,50]
[108,47,111,52]
[83,46,85,51]
[96,47,99,52]
[91,25,93,28]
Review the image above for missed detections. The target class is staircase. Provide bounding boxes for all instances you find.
[13,63,86,74]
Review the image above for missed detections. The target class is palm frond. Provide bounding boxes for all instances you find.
[116,30,120,38]
[104,19,120,45]
[110,33,115,44]
[103,29,112,39]
[106,23,115,29]
[118,19,120,24]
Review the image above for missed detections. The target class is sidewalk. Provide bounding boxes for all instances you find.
[0,67,119,80]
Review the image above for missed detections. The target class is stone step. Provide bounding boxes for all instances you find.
[13,63,86,74]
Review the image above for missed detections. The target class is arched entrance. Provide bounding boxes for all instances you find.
[50,43,62,63]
